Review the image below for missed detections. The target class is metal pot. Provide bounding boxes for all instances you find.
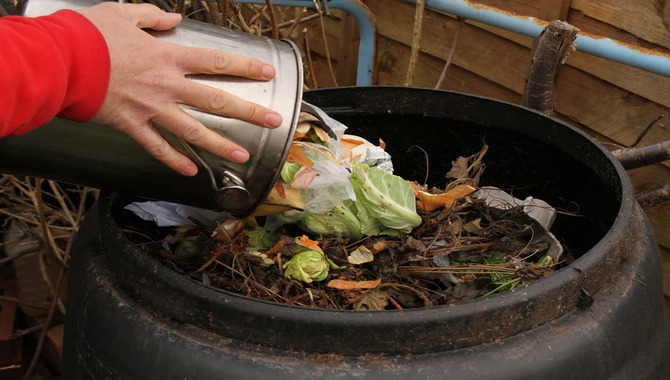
[1,0,303,217]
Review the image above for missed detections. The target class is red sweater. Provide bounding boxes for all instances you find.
[0,10,110,137]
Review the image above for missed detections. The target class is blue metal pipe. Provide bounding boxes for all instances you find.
[405,0,670,78]
[233,0,377,85]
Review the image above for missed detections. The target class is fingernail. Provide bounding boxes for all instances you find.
[262,64,276,79]
[265,112,282,127]
[231,150,249,163]
[181,164,198,177]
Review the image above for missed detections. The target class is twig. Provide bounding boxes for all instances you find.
[0,247,39,266]
[405,0,426,86]
[386,294,403,310]
[302,30,319,88]
[12,323,47,339]
[22,186,88,380]
[522,20,579,115]
[312,0,338,87]
[31,179,67,267]
[261,13,320,34]
[0,295,49,310]
[406,145,430,185]
[23,265,66,380]
[613,140,670,169]
[435,17,465,89]
[264,0,279,39]
[636,184,670,209]
[48,181,77,228]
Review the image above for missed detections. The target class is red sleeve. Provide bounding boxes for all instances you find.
[0,10,111,138]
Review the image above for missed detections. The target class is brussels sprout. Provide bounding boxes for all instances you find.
[283,250,339,283]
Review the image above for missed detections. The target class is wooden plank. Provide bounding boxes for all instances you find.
[368,0,670,146]
[468,18,670,110]
[570,0,670,49]
[368,0,532,93]
[567,10,670,53]
[308,54,339,88]
[453,0,540,18]
[553,65,669,146]
[376,36,522,103]
[336,13,360,86]
[408,1,670,108]
[539,0,571,21]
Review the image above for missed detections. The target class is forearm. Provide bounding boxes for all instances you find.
[0,10,110,137]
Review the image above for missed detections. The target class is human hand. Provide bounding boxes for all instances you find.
[77,3,283,176]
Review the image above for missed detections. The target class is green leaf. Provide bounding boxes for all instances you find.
[280,162,303,183]
[283,250,331,283]
[299,200,363,241]
[350,163,422,233]
[246,229,277,249]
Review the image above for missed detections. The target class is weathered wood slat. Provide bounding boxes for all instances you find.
[336,13,360,86]
[467,19,670,109]
[571,0,670,49]
[367,0,670,147]
[539,0,572,21]
[376,36,523,103]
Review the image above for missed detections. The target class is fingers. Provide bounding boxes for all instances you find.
[122,122,199,176]
[153,108,251,164]
[178,47,276,80]
[175,80,283,128]
[123,3,182,31]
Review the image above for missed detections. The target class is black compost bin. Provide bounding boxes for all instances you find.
[65,87,669,379]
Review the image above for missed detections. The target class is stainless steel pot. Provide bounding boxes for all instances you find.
[1,0,303,217]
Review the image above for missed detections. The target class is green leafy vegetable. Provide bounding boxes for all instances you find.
[350,163,422,233]
[299,200,363,241]
[280,162,303,183]
[283,249,339,283]
[246,229,277,249]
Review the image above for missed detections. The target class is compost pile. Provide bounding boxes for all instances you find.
[126,114,565,311]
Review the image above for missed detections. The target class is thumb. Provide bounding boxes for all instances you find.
[127,3,182,31]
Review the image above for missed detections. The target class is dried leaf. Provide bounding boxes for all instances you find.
[286,144,314,167]
[212,219,245,243]
[463,218,484,234]
[197,246,224,272]
[446,277,492,301]
[354,289,389,311]
[446,156,471,181]
[253,186,304,216]
[340,134,370,163]
[369,239,390,254]
[298,112,320,124]
[312,126,330,142]
[411,183,476,212]
[295,235,324,254]
[348,246,374,264]
[264,240,285,255]
[294,123,312,140]
[404,236,427,251]
[327,278,382,290]
[446,145,488,188]
[290,166,319,188]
